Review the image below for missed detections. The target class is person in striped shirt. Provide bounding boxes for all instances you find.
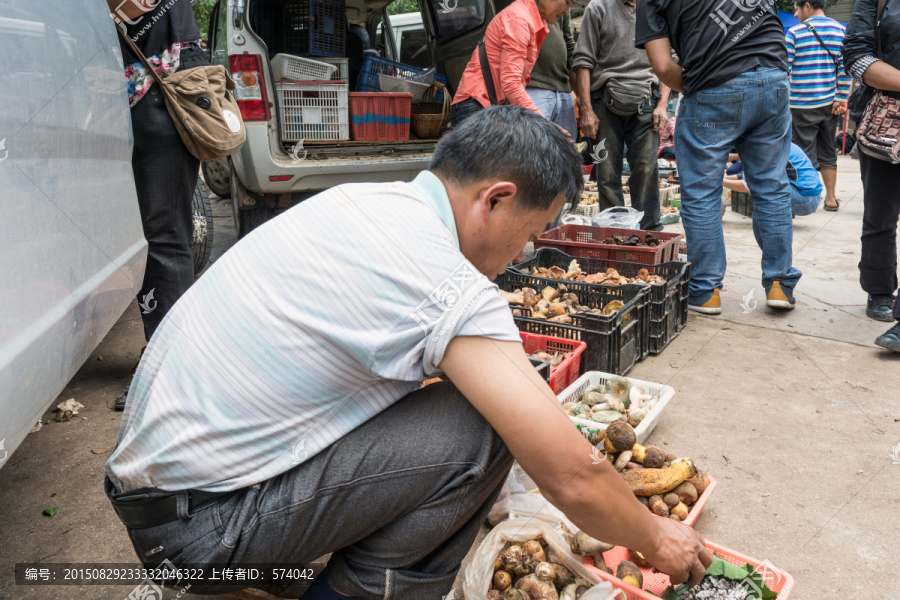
[786,0,852,211]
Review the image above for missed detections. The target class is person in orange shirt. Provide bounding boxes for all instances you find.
[451,0,574,125]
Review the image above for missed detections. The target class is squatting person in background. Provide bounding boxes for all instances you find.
[723,143,824,218]
[787,0,853,211]
[104,107,711,600]
[636,0,802,313]
[573,0,672,231]
[843,0,900,351]
[451,0,575,125]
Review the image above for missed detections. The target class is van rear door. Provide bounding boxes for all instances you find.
[416,0,498,90]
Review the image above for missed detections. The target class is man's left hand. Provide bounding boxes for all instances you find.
[652,105,668,131]
[832,100,848,115]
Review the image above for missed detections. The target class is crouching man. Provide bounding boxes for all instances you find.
[105,106,711,600]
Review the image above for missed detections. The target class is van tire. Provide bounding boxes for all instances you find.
[192,179,214,276]
[239,208,270,238]
[202,158,232,199]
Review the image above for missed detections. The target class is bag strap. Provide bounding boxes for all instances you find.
[116,26,168,89]
[804,23,840,93]
[804,23,839,69]
[478,38,503,106]
[876,0,886,58]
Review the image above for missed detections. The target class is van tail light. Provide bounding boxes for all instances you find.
[229,54,270,122]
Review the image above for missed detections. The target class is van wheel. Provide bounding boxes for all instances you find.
[202,157,232,198]
[192,179,214,276]
[239,208,270,238]
[231,176,270,239]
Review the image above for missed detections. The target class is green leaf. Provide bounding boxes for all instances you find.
[43,507,59,517]
[660,584,687,600]
[705,558,752,581]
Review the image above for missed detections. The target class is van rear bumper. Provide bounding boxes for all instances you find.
[232,124,433,194]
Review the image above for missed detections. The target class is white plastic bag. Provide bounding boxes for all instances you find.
[487,466,577,537]
[591,206,644,230]
[462,517,614,599]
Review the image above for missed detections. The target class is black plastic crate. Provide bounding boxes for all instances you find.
[495,272,650,376]
[249,0,284,57]
[249,0,345,58]
[731,191,753,217]
[528,357,551,384]
[512,248,690,356]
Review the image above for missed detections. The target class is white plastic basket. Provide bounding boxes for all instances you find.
[276,81,349,142]
[318,57,349,82]
[272,54,337,82]
[378,73,431,102]
[573,202,600,219]
[557,371,675,445]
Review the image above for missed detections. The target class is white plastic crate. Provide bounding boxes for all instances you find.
[318,57,349,82]
[272,54,337,82]
[378,73,431,102]
[573,202,600,219]
[276,81,349,142]
[557,371,675,445]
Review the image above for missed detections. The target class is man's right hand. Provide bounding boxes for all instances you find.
[641,517,713,586]
[581,109,600,139]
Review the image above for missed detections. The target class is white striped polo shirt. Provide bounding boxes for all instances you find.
[106,171,521,493]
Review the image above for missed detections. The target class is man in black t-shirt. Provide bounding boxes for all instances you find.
[635,0,802,314]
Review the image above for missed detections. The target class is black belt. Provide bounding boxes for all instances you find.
[109,488,238,529]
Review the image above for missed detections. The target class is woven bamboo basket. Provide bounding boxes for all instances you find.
[411,82,451,139]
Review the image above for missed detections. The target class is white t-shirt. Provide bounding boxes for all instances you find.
[106,171,521,493]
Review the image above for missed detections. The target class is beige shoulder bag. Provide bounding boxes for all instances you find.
[118,28,246,161]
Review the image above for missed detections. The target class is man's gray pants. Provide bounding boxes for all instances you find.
[590,91,662,231]
[108,382,513,598]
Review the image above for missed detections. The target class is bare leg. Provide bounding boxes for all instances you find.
[822,167,838,208]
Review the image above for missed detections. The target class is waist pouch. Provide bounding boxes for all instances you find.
[603,79,653,116]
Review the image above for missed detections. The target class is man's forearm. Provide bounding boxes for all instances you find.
[657,82,671,108]
[575,67,594,114]
[645,39,684,93]
[723,178,749,193]
[861,60,900,93]
[654,63,683,94]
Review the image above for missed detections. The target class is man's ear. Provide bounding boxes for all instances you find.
[478,181,519,219]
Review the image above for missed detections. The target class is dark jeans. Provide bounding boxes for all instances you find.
[589,90,661,231]
[859,151,900,319]
[450,98,485,127]
[131,46,207,341]
[658,147,676,161]
[105,382,513,598]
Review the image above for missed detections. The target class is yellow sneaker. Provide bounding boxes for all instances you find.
[688,289,722,314]
[766,281,795,309]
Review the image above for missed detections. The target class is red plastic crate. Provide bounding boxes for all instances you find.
[348,92,412,141]
[582,536,794,600]
[534,225,684,265]
[519,332,587,394]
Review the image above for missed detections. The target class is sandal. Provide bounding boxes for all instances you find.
[824,198,840,211]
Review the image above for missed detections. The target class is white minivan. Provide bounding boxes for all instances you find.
[201,0,511,237]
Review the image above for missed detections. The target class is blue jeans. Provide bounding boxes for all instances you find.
[789,187,821,216]
[526,88,577,137]
[675,67,801,301]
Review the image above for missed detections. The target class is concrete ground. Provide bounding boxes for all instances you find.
[1,156,898,600]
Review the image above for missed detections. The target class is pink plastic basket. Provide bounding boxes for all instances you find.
[519,332,587,395]
[582,537,794,600]
[681,475,716,527]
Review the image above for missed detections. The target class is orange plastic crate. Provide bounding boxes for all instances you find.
[348,92,412,141]
[519,332,587,394]
[582,538,794,599]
